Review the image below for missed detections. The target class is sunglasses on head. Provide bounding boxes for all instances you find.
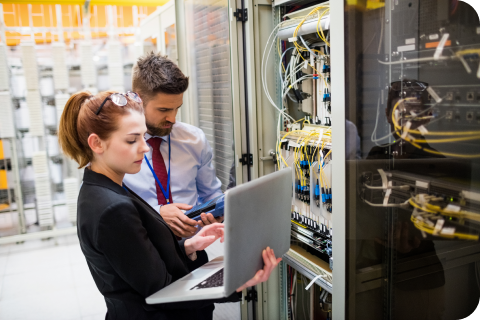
[95,91,142,115]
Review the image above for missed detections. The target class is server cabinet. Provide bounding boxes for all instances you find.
[334,1,480,319]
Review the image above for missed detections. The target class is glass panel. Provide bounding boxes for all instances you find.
[165,23,178,63]
[184,0,236,191]
[344,1,480,319]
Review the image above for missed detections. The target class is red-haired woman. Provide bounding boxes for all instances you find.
[58,91,281,320]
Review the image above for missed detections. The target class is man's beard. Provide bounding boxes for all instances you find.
[146,120,174,137]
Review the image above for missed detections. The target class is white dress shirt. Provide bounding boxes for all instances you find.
[123,121,223,212]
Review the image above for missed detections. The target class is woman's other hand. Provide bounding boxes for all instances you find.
[184,223,224,255]
[236,247,282,292]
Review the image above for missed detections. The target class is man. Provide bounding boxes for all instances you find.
[124,52,224,238]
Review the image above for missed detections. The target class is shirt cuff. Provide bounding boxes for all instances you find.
[187,251,197,261]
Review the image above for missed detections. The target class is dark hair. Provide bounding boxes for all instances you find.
[132,52,189,105]
[387,79,429,115]
[58,90,144,168]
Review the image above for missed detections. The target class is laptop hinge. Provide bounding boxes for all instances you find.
[239,153,253,166]
[245,287,257,302]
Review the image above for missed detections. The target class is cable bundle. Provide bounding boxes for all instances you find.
[26,90,44,137]
[392,97,480,158]
[63,177,79,224]
[52,42,69,91]
[0,43,9,91]
[262,4,331,152]
[32,151,54,227]
[20,42,39,91]
[107,40,124,91]
[80,42,97,87]
[0,92,15,138]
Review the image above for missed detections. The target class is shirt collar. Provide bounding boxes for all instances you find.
[145,132,168,142]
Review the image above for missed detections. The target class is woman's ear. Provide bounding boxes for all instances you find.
[87,133,104,155]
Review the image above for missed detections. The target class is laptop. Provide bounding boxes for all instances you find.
[146,168,293,304]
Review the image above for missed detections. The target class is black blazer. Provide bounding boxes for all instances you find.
[77,169,239,320]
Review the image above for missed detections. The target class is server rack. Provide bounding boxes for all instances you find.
[335,1,480,319]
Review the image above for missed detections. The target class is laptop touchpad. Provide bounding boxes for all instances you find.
[181,268,218,281]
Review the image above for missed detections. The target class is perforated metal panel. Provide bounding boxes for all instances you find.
[185,0,235,191]
[183,1,239,318]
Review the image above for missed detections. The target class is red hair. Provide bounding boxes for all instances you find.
[58,90,144,168]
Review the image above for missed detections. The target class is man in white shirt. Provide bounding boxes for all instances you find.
[124,52,224,238]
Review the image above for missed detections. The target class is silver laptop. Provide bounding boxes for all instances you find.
[146,168,292,304]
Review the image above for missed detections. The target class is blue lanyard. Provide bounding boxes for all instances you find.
[144,135,171,204]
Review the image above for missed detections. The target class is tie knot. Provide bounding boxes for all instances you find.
[147,137,162,150]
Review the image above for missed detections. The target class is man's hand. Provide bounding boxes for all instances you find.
[184,223,224,255]
[198,213,224,227]
[159,203,198,238]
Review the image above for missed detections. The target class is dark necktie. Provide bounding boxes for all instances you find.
[147,137,173,205]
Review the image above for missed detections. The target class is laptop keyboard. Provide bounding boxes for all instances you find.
[190,268,224,290]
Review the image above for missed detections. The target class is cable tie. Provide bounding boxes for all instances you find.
[426,87,442,103]
[384,182,392,206]
[417,125,428,136]
[440,227,455,235]
[445,204,461,213]
[377,169,388,189]
[401,122,412,139]
[434,33,450,60]
[433,219,445,235]
[305,274,326,290]
[394,109,400,123]
[458,55,472,74]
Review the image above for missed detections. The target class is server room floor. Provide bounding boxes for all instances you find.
[0,221,239,319]
[0,234,106,320]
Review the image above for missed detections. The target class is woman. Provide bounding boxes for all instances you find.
[58,91,281,320]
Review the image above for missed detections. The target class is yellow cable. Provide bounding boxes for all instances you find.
[411,215,479,241]
[391,98,480,158]
[408,135,480,144]
[392,98,480,136]
[404,136,480,158]
[455,49,480,56]
[277,37,285,73]
[316,8,330,47]
[277,130,311,167]
[291,6,329,87]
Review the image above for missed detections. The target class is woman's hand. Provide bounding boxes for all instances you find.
[184,223,224,256]
[236,247,282,292]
